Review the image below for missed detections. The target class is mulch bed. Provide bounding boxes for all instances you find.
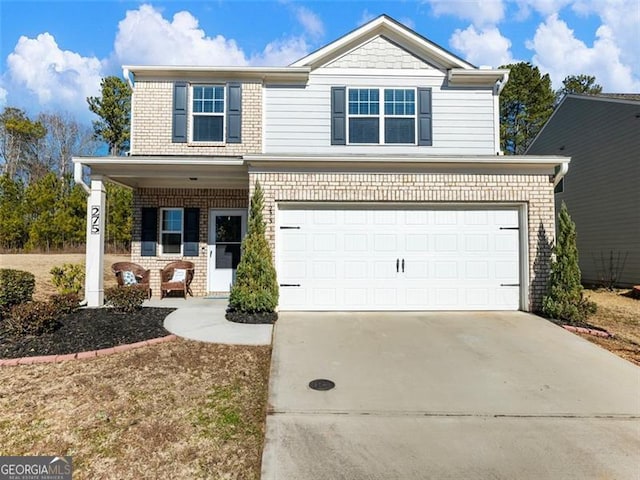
[0,307,175,359]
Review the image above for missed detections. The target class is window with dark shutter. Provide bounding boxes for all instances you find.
[183,208,200,257]
[417,88,432,146]
[172,82,188,143]
[331,87,346,145]
[226,83,242,143]
[141,208,158,257]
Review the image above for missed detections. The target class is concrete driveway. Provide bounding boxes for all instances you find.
[261,312,640,479]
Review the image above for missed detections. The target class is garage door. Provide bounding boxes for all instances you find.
[277,206,521,311]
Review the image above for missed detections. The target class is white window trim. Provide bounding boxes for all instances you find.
[189,84,226,144]
[160,207,183,256]
[347,87,417,146]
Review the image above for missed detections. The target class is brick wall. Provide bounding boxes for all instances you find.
[131,80,262,156]
[250,172,556,311]
[131,187,249,297]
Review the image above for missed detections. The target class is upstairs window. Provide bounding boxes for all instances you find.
[347,88,416,145]
[192,85,225,142]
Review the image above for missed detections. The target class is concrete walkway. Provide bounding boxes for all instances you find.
[148,297,272,346]
[262,312,640,479]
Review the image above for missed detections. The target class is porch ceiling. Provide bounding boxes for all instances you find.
[72,156,249,189]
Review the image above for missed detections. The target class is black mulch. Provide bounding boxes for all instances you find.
[0,307,175,359]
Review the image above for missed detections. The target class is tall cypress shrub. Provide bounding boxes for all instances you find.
[227,182,278,321]
[543,202,596,323]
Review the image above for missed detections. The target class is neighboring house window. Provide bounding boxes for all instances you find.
[161,208,183,255]
[192,85,225,142]
[347,88,416,144]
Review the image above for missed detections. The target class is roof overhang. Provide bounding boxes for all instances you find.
[73,154,570,189]
[123,65,311,84]
[448,69,510,92]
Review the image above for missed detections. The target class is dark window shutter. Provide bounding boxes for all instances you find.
[173,82,188,143]
[141,208,158,257]
[183,208,200,257]
[226,83,242,143]
[417,88,432,146]
[331,87,346,145]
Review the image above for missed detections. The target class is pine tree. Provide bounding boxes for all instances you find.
[228,182,279,316]
[543,202,596,323]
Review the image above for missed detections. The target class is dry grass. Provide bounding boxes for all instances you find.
[0,340,271,479]
[0,253,129,300]
[582,289,640,365]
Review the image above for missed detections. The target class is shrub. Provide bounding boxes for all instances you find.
[5,300,60,335]
[227,182,278,319]
[105,286,147,313]
[543,202,597,323]
[0,269,35,317]
[49,292,80,315]
[50,263,85,295]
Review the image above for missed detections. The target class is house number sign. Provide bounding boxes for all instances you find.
[91,205,101,235]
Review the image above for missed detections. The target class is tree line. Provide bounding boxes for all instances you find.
[0,77,132,252]
[0,68,602,252]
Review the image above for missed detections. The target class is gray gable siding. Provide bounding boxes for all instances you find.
[528,95,640,287]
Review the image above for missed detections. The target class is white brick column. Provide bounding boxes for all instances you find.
[85,177,106,307]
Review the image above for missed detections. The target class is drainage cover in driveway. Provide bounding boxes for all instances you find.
[309,379,335,391]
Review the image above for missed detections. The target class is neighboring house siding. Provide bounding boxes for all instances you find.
[528,97,640,286]
[250,171,555,311]
[131,188,249,297]
[264,75,497,155]
[130,80,262,156]
[325,36,433,69]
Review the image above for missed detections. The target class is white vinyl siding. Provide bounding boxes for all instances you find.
[264,73,497,155]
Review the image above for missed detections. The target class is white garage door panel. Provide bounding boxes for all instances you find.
[278,208,520,311]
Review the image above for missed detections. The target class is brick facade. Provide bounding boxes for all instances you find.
[131,188,249,298]
[250,171,556,311]
[130,80,262,156]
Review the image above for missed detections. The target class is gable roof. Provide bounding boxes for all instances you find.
[291,14,474,70]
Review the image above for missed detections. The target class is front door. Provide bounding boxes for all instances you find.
[208,209,247,292]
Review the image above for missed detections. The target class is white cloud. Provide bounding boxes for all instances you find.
[5,33,102,117]
[112,4,248,66]
[425,0,505,26]
[294,6,324,39]
[251,37,309,66]
[527,14,640,91]
[450,25,515,67]
[399,17,416,30]
[358,9,376,26]
[514,0,574,17]
[0,86,7,108]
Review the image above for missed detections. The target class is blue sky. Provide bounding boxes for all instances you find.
[1,0,638,123]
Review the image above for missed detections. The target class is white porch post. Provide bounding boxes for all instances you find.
[85,176,106,307]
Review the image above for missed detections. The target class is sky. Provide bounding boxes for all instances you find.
[1,0,639,123]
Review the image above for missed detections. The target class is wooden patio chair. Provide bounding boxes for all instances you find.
[111,262,152,299]
[159,260,195,299]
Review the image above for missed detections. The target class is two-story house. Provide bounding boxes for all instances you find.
[74,15,569,311]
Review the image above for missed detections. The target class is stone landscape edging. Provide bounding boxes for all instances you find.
[0,334,177,367]
[562,325,614,338]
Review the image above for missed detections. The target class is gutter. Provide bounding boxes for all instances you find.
[122,67,134,89]
[495,71,509,95]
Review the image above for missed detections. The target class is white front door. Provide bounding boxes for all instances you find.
[208,209,247,292]
[277,206,521,311]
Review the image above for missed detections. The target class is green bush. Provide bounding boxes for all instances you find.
[0,268,35,317]
[228,182,279,314]
[5,300,60,335]
[49,292,80,315]
[543,202,597,323]
[50,263,85,295]
[105,286,147,313]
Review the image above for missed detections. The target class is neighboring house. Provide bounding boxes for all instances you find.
[73,15,568,311]
[527,94,640,287]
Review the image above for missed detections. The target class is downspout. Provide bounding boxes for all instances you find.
[554,161,569,187]
[495,71,509,95]
[122,67,134,89]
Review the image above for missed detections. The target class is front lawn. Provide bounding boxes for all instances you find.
[0,340,271,479]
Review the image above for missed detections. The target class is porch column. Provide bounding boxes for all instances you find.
[85,176,106,307]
